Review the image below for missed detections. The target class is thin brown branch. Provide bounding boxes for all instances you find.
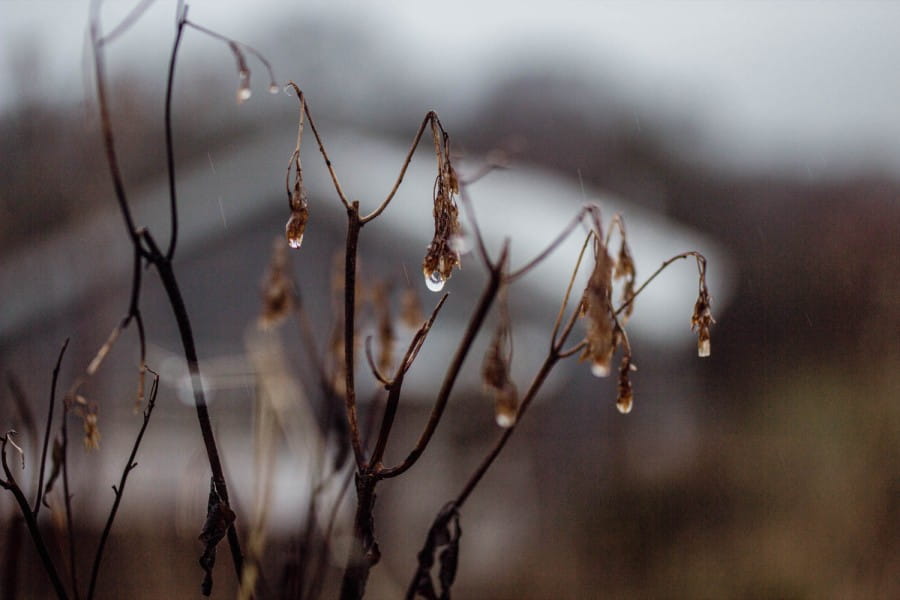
[1,432,69,600]
[285,82,351,210]
[86,371,158,600]
[363,337,391,387]
[33,339,70,517]
[614,251,703,317]
[506,205,592,282]
[379,245,507,480]
[60,402,80,600]
[361,111,444,224]
[369,293,449,469]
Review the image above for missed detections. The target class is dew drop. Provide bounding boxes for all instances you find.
[237,86,252,103]
[591,361,611,378]
[424,270,445,292]
[268,83,280,95]
[616,395,633,414]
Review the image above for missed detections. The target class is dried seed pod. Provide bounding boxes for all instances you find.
[581,244,617,377]
[482,284,518,427]
[285,204,308,249]
[422,161,461,292]
[494,382,519,428]
[83,411,101,450]
[691,287,715,357]
[259,238,294,328]
[616,355,635,414]
[614,236,637,322]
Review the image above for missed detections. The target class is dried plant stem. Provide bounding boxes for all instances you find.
[86,373,158,600]
[343,203,366,470]
[615,251,705,317]
[1,434,69,600]
[33,339,70,516]
[379,245,508,480]
[91,11,246,585]
[60,401,80,600]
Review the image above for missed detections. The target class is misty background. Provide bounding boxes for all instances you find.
[1,1,898,598]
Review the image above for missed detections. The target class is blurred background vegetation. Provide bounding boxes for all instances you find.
[1,2,898,598]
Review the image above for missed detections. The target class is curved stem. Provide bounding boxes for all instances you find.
[33,339,69,516]
[379,245,507,480]
[164,14,187,261]
[2,435,69,600]
[86,374,158,600]
[361,111,443,224]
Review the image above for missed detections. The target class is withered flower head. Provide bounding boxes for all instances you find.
[580,244,617,377]
[83,411,100,450]
[285,181,309,249]
[422,163,461,292]
[614,236,637,322]
[691,287,715,357]
[259,237,295,328]
[616,354,635,414]
[482,289,518,428]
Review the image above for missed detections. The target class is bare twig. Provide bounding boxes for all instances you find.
[86,371,159,600]
[1,432,69,599]
[33,339,70,517]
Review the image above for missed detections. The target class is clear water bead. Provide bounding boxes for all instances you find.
[268,83,280,95]
[237,86,252,103]
[424,270,445,292]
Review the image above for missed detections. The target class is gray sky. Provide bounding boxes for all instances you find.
[4,1,900,175]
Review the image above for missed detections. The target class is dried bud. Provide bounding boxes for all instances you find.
[614,237,636,322]
[422,165,461,292]
[83,411,100,450]
[494,382,519,428]
[691,287,715,357]
[580,246,617,376]
[482,294,518,428]
[259,238,294,328]
[285,207,308,249]
[616,355,635,414]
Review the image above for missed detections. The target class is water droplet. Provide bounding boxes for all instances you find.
[237,86,252,103]
[268,83,280,95]
[283,83,294,96]
[424,269,445,292]
[616,395,633,414]
[591,361,611,377]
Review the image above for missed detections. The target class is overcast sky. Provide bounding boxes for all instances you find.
[4,1,900,175]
